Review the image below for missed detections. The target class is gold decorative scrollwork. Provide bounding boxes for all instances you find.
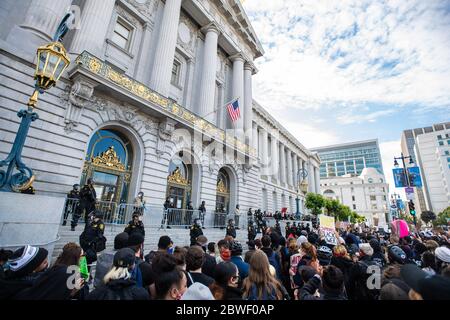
[217,179,228,194]
[91,146,126,171]
[168,167,189,186]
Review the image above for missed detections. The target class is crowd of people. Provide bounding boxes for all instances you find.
[1,208,450,301]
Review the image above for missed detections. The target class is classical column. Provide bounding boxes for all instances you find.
[197,23,220,124]
[308,161,315,193]
[261,128,269,176]
[315,167,321,194]
[270,135,279,182]
[70,0,116,58]
[293,155,299,187]
[230,53,245,135]
[21,0,73,41]
[280,144,287,185]
[148,0,182,97]
[244,63,254,146]
[252,124,259,154]
[287,149,293,186]
[135,23,154,83]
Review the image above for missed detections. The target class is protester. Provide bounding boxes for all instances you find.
[229,241,249,281]
[260,235,282,280]
[401,263,450,300]
[88,248,149,300]
[196,236,216,278]
[146,235,173,263]
[94,232,129,288]
[216,240,231,264]
[124,212,145,237]
[185,246,214,288]
[16,243,87,300]
[299,265,347,300]
[0,245,49,300]
[210,262,242,300]
[152,253,187,300]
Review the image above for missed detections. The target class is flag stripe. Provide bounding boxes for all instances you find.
[227,100,240,123]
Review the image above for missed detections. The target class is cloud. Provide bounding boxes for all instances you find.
[244,0,450,114]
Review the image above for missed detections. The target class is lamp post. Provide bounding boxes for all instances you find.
[0,14,72,192]
[295,168,308,220]
[393,153,416,225]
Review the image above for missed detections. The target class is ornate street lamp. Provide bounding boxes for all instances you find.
[0,14,72,192]
[295,168,308,220]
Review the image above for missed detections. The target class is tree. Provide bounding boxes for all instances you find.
[324,199,341,217]
[305,193,325,216]
[433,207,450,227]
[420,211,436,225]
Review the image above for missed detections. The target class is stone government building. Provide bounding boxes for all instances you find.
[0,0,320,217]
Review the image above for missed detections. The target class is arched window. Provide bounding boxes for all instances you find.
[216,168,231,214]
[86,130,133,169]
[166,155,192,209]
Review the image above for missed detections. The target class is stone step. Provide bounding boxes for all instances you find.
[52,224,250,261]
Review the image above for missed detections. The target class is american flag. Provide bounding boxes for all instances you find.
[227,99,240,123]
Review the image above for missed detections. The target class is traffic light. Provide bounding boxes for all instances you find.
[408,201,416,216]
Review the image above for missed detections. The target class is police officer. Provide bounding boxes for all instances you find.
[79,211,106,265]
[285,222,291,238]
[274,220,282,235]
[78,178,97,226]
[190,219,203,246]
[63,184,80,226]
[248,219,257,242]
[124,212,145,237]
[292,222,298,237]
[198,201,206,228]
[226,219,237,239]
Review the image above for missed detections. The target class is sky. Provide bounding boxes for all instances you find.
[242,0,450,196]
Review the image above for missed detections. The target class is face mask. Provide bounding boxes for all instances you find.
[138,216,143,221]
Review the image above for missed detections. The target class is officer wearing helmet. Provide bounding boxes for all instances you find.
[226,219,237,239]
[77,178,97,227]
[248,220,257,242]
[190,218,204,246]
[63,184,80,226]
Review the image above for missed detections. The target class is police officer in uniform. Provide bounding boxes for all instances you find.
[226,219,237,239]
[63,184,80,226]
[248,220,257,242]
[285,222,291,238]
[77,178,97,227]
[79,211,106,266]
[124,212,145,237]
[190,219,203,246]
[274,220,282,235]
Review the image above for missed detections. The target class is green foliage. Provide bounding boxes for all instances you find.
[420,211,436,224]
[433,207,450,227]
[324,199,341,217]
[305,193,325,216]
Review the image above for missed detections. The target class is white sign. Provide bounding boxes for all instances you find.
[406,192,415,201]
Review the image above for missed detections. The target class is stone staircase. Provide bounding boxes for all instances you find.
[53,224,250,262]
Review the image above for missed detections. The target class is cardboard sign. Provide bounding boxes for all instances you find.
[319,215,337,246]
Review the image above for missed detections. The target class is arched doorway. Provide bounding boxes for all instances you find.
[82,129,133,205]
[216,168,231,214]
[166,152,192,209]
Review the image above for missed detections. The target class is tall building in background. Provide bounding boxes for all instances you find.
[312,139,384,178]
[401,122,450,214]
[312,140,389,227]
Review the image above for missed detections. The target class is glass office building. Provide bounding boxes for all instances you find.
[312,140,384,178]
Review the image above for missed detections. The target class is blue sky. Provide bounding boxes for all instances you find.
[242,0,450,194]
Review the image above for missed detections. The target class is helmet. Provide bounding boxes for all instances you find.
[229,241,243,255]
[388,245,407,264]
[317,246,333,266]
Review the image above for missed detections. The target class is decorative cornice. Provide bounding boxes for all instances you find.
[201,21,221,35]
[229,52,245,63]
[74,51,257,157]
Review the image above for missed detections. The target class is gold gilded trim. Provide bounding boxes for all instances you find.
[217,179,228,194]
[168,167,189,186]
[91,146,126,171]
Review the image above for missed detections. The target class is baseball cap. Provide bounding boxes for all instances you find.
[113,248,136,268]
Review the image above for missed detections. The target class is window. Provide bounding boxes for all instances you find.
[112,18,133,50]
[437,135,442,140]
[379,178,384,183]
[447,157,450,163]
[171,61,181,86]
[439,141,444,146]
[370,195,376,201]
[447,140,450,145]
[445,151,450,155]
[368,178,374,183]
[371,204,378,210]
[353,204,356,210]
[352,196,355,201]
